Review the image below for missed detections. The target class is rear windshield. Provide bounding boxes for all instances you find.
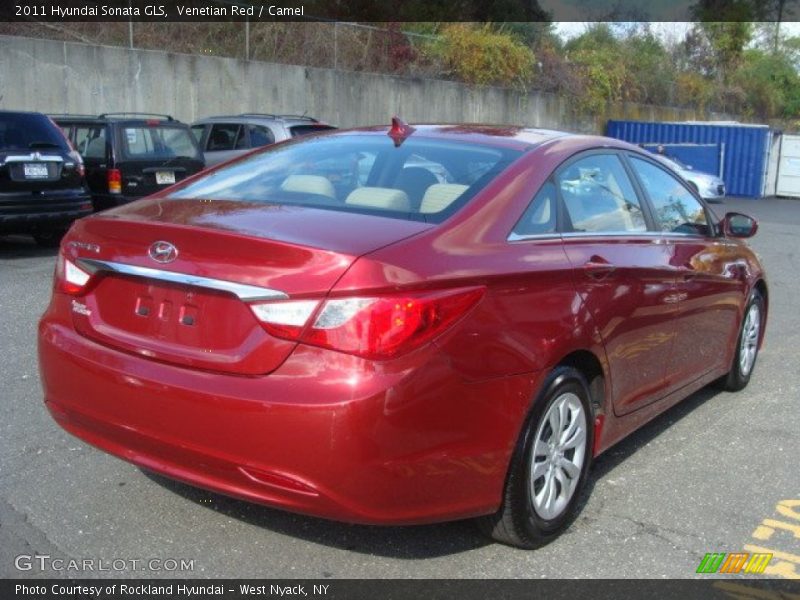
[289,125,337,138]
[168,134,522,223]
[0,113,68,152]
[120,125,199,160]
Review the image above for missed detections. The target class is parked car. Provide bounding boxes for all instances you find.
[655,153,726,202]
[0,110,92,246]
[39,121,767,549]
[191,113,336,167]
[54,113,204,211]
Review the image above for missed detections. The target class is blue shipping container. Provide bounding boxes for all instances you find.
[606,120,770,198]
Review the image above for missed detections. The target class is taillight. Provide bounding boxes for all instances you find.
[249,300,319,340]
[249,287,484,360]
[55,253,92,295]
[108,168,122,194]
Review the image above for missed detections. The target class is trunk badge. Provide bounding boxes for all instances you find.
[148,241,178,264]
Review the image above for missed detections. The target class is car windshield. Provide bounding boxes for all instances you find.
[168,134,522,223]
[121,125,199,159]
[0,113,68,151]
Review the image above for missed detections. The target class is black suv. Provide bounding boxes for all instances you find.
[54,113,205,211]
[0,110,92,246]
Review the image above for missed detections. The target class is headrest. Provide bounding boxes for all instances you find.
[280,175,336,199]
[420,184,469,214]
[345,187,410,211]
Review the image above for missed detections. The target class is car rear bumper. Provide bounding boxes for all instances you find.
[39,294,539,525]
[0,190,92,233]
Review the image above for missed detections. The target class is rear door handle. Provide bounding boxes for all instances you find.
[583,256,616,280]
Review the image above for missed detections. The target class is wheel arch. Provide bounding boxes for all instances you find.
[753,278,768,347]
[555,349,606,413]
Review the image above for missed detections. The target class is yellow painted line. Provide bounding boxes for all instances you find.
[752,525,775,541]
[778,500,800,522]
[762,518,800,540]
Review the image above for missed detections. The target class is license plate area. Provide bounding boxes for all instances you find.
[73,274,294,375]
[155,171,176,185]
[24,163,50,179]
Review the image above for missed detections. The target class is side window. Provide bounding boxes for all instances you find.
[630,157,710,236]
[511,181,557,238]
[190,125,205,145]
[248,125,275,148]
[78,126,107,160]
[207,124,240,151]
[159,128,196,157]
[557,154,646,233]
[233,126,248,150]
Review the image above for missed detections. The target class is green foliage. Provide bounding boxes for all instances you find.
[733,48,800,118]
[426,24,535,88]
[563,24,678,114]
[697,22,754,79]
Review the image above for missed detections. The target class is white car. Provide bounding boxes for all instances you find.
[655,154,726,202]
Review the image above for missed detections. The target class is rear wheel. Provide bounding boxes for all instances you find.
[718,290,764,391]
[476,366,593,548]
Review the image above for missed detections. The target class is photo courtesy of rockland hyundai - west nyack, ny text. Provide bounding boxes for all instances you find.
[1,1,799,599]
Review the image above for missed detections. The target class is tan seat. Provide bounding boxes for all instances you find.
[345,187,410,211]
[280,175,336,200]
[419,184,469,214]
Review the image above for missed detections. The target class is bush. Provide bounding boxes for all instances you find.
[427,24,535,88]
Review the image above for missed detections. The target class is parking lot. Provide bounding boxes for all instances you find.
[0,196,798,579]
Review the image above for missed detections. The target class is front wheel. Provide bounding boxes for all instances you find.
[718,290,764,392]
[476,366,594,548]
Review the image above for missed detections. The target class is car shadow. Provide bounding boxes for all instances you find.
[575,385,721,515]
[140,469,491,558]
[0,235,59,258]
[142,384,723,558]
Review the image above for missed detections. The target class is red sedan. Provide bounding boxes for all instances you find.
[38,120,767,548]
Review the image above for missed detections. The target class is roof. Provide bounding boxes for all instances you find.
[328,124,574,151]
[192,114,327,126]
[50,113,181,123]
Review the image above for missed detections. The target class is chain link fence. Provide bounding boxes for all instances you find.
[0,20,444,77]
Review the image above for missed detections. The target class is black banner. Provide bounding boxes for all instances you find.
[4,579,800,600]
[1,0,797,22]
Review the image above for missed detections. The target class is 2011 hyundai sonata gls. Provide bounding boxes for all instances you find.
[39,121,767,548]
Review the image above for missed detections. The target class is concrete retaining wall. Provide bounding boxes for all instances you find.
[0,35,730,133]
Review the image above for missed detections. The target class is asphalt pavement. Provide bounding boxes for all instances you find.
[0,197,798,579]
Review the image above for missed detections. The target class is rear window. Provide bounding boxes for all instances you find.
[120,125,199,159]
[74,125,107,159]
[289,125,337,138]
[0,113,68,152]
[168,134,522,223]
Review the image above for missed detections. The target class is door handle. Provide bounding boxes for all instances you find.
[583,256,616,280]
[678,268,698,281]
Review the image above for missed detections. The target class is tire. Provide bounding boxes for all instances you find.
[33,229,66,248]
[476,366,594,549]
[718,290,764,392]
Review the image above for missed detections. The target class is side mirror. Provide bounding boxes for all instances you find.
[720,212,758,238]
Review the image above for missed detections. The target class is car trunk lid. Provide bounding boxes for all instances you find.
[65,199,431,375]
